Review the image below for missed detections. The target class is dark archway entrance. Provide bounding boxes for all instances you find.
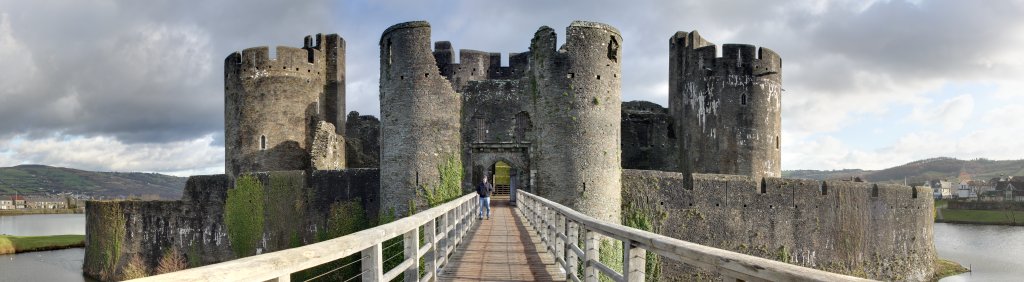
[469,143,530,205]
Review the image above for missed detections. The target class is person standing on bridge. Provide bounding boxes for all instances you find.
[477,175,494,219]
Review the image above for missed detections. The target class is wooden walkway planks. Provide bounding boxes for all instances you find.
[439,197,565,282]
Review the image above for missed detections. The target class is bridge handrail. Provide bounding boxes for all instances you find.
[516,190,875,282]
[130,193,479,282]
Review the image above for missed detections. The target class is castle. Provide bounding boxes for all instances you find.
[83,21,935,281]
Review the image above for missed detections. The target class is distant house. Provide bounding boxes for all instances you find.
[0,199,12,210]
[11,195,25,209]
[930,180,953,199]
[953,181,977,200]
[26,197,67,209]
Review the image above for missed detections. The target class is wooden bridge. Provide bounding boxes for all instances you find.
[131,191,873,282]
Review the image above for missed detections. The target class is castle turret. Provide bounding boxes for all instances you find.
[669,31,782,182]
[530,21,622,223]
[224,34,346,177]
[379,21,462,216]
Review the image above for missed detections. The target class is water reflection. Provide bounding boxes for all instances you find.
[0,214,86,236]
[0,248,97,282]
[936,223,1024,281]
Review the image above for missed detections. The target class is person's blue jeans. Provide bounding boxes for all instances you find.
[479,197,491,218]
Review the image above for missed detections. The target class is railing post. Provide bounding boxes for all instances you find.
[556,213,566,266]
[403,226,420,281]
[623,240,645,282]
[440,210,450,265]
[566,220,579,281]
[361,243,383,282]
[584,229,600,282]
[424,218,437,281]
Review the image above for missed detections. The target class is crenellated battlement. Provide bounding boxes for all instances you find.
[685,173,930,208]
[432,41,528,86]
[671,30,781,78]
[224,33,343,84]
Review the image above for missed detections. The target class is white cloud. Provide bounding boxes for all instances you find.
[907,94,974,130]
[0,133,224,176]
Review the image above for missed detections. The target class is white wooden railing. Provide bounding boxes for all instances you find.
[131,193,479,282]
[516,190,876,282]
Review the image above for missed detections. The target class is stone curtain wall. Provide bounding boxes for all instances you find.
[621,170,936,281]
[621,101,677,171]
[83,170,380,281]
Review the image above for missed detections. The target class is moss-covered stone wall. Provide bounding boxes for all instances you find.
[621,169,935,281]
[83,169,381,281]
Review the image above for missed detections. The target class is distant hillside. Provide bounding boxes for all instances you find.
[783,157,1024,185]
[0,165,186,199]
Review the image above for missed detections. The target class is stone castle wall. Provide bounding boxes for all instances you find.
[621,101,677,171]
[379,22,462,216]
[670,31,782,182]
[83,170,379,280]
[224,34,346,177]
[622,169,935,281]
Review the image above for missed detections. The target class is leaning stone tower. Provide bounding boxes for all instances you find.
[669,31,782,182]
[224,34,346,177]
[530,21,622,223]
[378,21,462,216]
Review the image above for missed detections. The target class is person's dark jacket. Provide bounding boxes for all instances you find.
[476,182,494,198]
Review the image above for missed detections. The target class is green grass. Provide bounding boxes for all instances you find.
[0,234,85,254]
[933,258,969,280]
[940,209,1024,224]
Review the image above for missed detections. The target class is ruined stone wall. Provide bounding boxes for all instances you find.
[83,170,379,281]
[224,34,346,177]
[621,101,677,171]
[621,170,936,281]
[529,21,622,223]
[670,31,782,182]
[379,21,462,216]
[344,111,380,168]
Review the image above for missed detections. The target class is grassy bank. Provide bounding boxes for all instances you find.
[932,258,970,281]
[0,208,84,216]
[0,234,85,254]
[937,208,1024,225]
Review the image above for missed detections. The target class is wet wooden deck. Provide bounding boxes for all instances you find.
[439,197,565,282]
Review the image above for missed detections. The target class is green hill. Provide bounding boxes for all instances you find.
[783,157,1024,185]
[0,165,186,199]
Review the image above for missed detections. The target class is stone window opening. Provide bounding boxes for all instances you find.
[776,136,780,149]
[741,93,748,106]
[760,178,767,194]
[596,75,601,80]
[820,181,828,195]
[425,73,430,78]
[872,184,879,197]
[260,135,267,151]
[386,39,393,66]
[607,36,619,62]
[912,187,918,198]
[514,111,531,141]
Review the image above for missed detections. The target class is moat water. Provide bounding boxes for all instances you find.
[0,214,96,282]
[0,215,1019,281]
[935,222,1024,281]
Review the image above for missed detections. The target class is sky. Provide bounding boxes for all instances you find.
[0,0,1022,176]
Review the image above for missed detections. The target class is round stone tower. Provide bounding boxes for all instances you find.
[379,21,462,216]
[669,31,782,182]
[529,21,622,223]
[224,34,346,177]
